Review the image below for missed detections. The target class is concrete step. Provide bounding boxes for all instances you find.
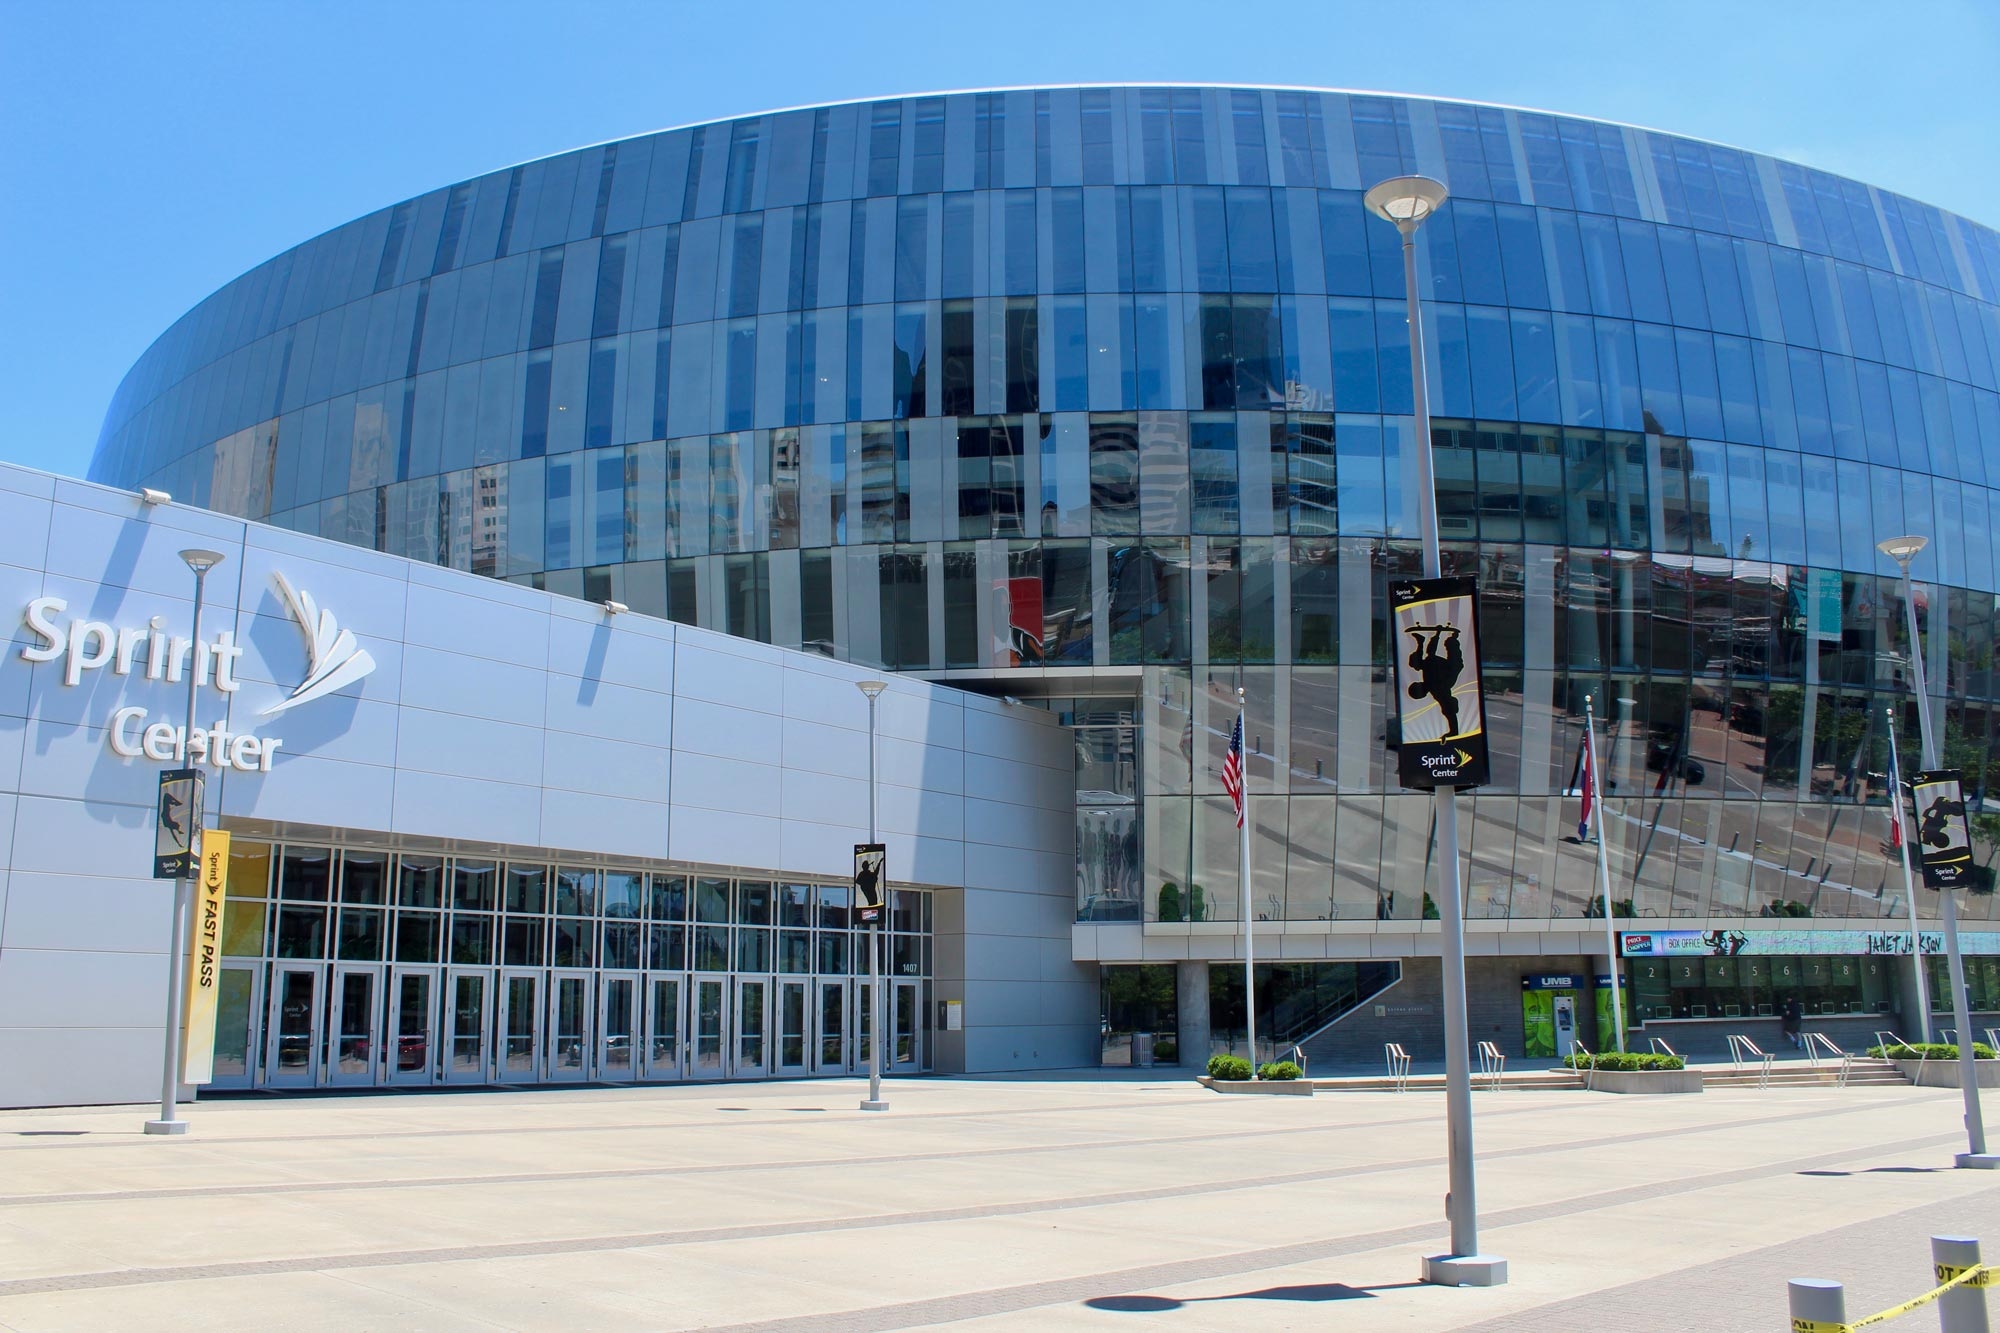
[1314,1072,1585,1092]
[1311,1059,1911,1092]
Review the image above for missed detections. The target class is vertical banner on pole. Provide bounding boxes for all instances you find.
[1910,770,1974,889]
[153,768,204,879]
[853,843,886,922]
[181,830,231,1084]
[1388,576,1490,790]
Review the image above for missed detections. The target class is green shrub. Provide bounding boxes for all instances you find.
[1867,1042,1997,1061]
[1153,1039,1178,1062]
[1561,1051,1686,1072]
[1157,882,1183,922]
[1257,1060,1303,1080]
[1206,1054,1253,1081]
[1188,884,1208,922]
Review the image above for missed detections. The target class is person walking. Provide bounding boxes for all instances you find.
[1781,995,1803,1050]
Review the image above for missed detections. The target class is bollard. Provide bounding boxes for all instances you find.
[1789,1278,1846,1331]
[1934,1236,1990,1333]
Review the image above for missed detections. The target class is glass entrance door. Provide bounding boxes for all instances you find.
[892,980,921,1072]
[209,963,259,1090]
[498,971,542,1083]
[265,964,322,1088]
[856,978,875,1074]
[387,967,436,1086]
[328,965,382,1086]
[735,978,769,1077]
[443,968,490,1084]
[598,973,639,1081]
[547,971,592,1081]
[817,979,849,1074]
[692,975,728,1079]
[776,980,810,1075]
[643,975,683,1081]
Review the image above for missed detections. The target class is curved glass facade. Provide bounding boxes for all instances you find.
[92,87,2000,932]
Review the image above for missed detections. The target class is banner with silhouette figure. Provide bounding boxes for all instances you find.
[1910,769,1974,889]
[1388,576,1489,790]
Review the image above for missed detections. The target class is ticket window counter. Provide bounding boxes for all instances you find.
[1521,973,1582,1058]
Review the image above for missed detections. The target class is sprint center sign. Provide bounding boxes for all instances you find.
[20,571,375,773]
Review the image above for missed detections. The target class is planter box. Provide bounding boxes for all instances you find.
[1197,1076,1315,1096]
[1893,1059,2000,1089]
[1585,1069,1704,1095]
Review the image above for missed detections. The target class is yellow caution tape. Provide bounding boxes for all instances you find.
[1791,1263,1993,1332]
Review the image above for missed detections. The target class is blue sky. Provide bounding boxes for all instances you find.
[4,0,1997,480]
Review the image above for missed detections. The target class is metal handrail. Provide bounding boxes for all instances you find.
[1476,1040,1506,1090]
[1802,1032,1854,1086]
[1384,1042,1412,1093]
[1727,1034,1774,1090]
[1872,1029,1928,1085]
[1571,1039,1596,1091]
[1647,1036,1678,1059]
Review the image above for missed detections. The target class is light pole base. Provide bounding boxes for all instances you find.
[1953,1152,2000,1170]
[1422,1254,1508,1287]
[858,1099,889,1112]
[143,1119,189,1136]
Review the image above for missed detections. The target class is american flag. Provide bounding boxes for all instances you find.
[1222,713,1246,829]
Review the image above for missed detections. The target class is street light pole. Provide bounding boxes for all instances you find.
[1878,536,1992,1169]
[1884,706,1930,1043]
[1367,175,1506,1285]
[146,547,225,1137]
[857,679,889,1112]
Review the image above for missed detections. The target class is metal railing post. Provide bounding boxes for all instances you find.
[1788,1278,1846,1331]
[1934,1235,1990,1333]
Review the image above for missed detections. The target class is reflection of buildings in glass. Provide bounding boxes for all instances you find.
[90,87,2000,1061]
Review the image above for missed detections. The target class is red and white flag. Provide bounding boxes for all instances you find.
[1222,713,1245,829]
[1578,728,1596,842]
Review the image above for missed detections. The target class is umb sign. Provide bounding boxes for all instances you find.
[853,843,886,923]
[1388,576,1490,789]
[153,768,204,878]
[1911,769,1975,889]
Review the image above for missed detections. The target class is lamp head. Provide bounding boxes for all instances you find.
[1363,175,1449,230]
[856,679,888,699]
[1876,535,1927,567]
[601,599,629,615]
[179,548,226,575]
[139,487,172,505]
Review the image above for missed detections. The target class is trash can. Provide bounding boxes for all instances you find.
[1134,1032,1156,1067]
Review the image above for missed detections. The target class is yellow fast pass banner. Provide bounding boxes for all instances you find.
[181,830,230,1084]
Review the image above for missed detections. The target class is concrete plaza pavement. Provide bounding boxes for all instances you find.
[0,1073,1995,1331]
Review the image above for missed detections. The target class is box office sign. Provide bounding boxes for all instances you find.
[1388,576,1489,789]
[1619,929,1992,957]
[1911,769,1975,890]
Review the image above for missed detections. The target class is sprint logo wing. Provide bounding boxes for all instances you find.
[261,571,377,716]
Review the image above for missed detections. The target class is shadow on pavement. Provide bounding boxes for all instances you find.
[1086,1280,1426,1311]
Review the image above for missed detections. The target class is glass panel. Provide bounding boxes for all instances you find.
[737,979,766,1068]
[503,975,538,1077]
[212,968,254,1079]
[273,969,314,1072]
[335,971,375,1077]
[280,847,333,900]
[553,977,588,1072]
[602,977,636,1075]
[451,974,485,1075]
[394,972,431,1075]
[399,855,444,907]
[695,979,725,1074]
[650,978,680,1068]
[820,983,846,1067]
[781,983,807,1068]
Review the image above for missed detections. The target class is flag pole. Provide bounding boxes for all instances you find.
[1886,706,1931,1043]
[1585,695,1625,1053]
[1239,687,1258,1076]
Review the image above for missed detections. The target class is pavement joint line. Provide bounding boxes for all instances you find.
[0,1088,1922,1210]
[0,1092,1206,1151]
[0,1101,1545,1207]
[0,1104,1946,1300]
[683,1130,1967,1333]
[1453,1182,2000,1333]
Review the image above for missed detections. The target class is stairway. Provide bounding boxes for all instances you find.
[1697,1057,1909,1088]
